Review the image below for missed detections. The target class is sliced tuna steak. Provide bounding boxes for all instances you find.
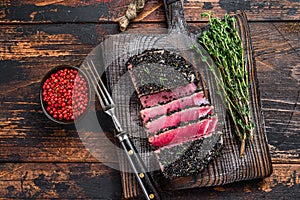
[148,116,218,147]
[140,91,209,123]
[139,82,197,108]
[145,106,213,133]
[126,49,223,179]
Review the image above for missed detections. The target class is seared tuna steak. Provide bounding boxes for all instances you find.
[126,49,223,179]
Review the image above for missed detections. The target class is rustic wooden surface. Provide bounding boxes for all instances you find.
[0,0,299,199]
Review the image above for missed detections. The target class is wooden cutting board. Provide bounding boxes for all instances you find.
[103,11,272,199]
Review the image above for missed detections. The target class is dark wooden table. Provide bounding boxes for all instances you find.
[0,0,299,199]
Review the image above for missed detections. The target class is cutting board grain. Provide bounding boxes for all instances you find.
[102,12,272,199]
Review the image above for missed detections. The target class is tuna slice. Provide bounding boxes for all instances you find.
[145,106,213,133]
[139,82,197,108]
[154,132,223,179]
[140,91,209,123]
[148,116,218,147]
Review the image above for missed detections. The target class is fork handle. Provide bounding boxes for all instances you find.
[117,133,161,200]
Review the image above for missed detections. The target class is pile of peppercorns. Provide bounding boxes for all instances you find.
[42,68,89,122]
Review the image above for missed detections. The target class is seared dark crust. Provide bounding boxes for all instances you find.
[127,49,199,96]
[154,132,223,179]
[131,63,187,93]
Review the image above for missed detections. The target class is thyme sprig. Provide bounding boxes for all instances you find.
[194,13,254,157]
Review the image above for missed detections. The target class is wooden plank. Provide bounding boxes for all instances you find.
[250,21,300,163]
[167,164,300,199]
[0,0,299,23]
[0,22,299,163]
[0,163,123,199]
[0,163,298,199]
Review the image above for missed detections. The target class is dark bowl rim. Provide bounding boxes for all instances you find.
[39,65,91,125]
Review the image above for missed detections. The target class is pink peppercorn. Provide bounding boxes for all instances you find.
[42,68,89,121]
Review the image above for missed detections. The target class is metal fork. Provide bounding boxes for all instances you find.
[84,60,160,200]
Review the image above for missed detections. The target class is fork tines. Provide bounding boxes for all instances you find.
[84,60,114,111]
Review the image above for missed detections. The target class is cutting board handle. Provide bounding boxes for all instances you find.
[163,0,189,34]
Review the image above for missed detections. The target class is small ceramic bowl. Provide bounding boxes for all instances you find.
[40,66,91,124]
